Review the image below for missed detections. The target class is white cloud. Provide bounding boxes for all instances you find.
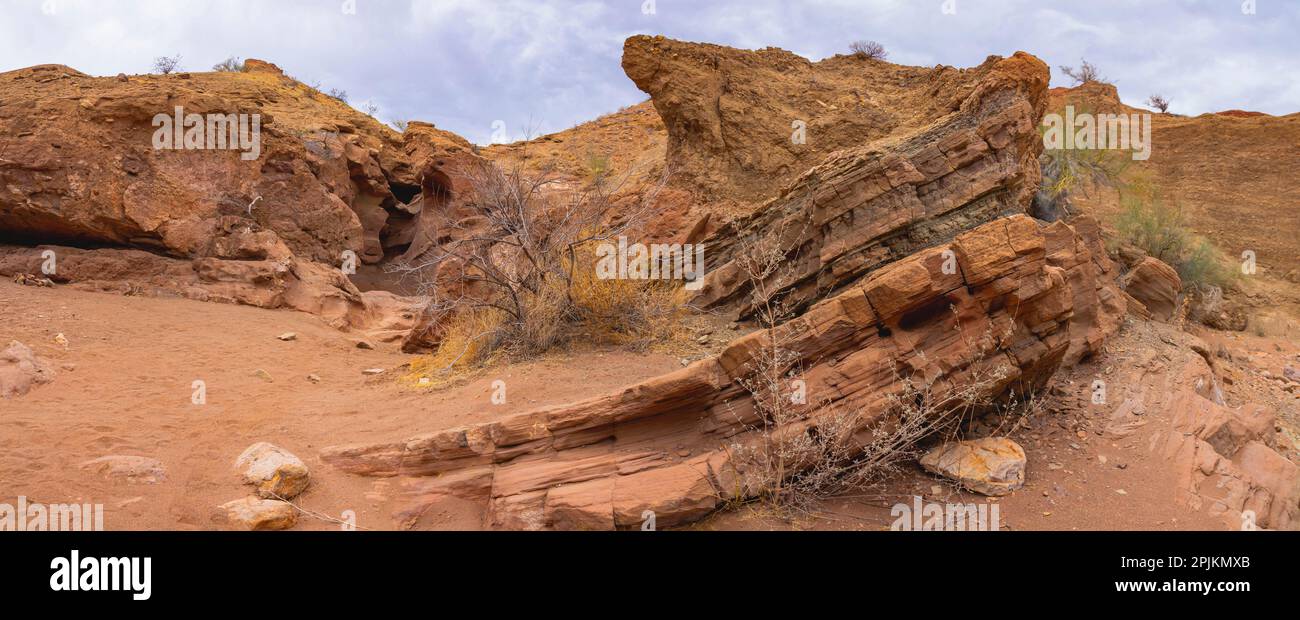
[0,0,1295,143]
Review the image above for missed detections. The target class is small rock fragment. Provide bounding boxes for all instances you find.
[218,497,297,531]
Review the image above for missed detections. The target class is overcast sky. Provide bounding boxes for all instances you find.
[2,0,1295,144]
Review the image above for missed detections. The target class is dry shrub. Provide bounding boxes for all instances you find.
[849,40,888,61]
[393,159,686,384]
[1034,102,1134,221]
[1147,94,1171,113]
[568,242,687,349]
[404,308,505,386]
[1059,59,1106,85]
[1113,192,1232,289]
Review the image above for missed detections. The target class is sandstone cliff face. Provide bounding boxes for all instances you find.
[322,215,1122,529]
[671,49,1050,318]
[623,36,1048,206]
[0,61,479,328]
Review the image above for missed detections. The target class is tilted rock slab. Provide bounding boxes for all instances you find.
[322,214,1123,530]
[0,243,374,329]
[1162,390,1299,530]
[663,50,1051,319]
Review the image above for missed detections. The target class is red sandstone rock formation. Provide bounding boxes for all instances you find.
[1120,256,1182,322]
[0,60,480,332]
[657,46,1050,318]
[322,215,1122,529]
[622,35,1048,207]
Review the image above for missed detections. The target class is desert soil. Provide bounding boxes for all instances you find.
[8,278,1294,530]
[0,280,683,530]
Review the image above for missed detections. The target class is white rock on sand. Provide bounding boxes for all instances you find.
[920,437,1027,496]
[217,496,297,531]
[0,340,55,398]
[234,442,310,499]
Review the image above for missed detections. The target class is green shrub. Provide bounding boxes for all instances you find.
[1113,194,1231,289]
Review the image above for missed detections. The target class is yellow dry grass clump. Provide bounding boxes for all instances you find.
[405,241,689,389]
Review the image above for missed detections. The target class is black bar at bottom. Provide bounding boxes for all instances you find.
[0,531,1287,605]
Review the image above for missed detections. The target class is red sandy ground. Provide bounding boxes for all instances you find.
[0,280,680,530]
[3,280,1295,531]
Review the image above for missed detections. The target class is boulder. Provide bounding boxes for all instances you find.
[217,497,297,531]
[919,437,1027,496]
[1120,257,1181,321]
[234,442,310,499]
[0,340,55,398]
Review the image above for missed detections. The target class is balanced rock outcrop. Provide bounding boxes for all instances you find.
[623,37,1048,205]
[323,214,1122,529]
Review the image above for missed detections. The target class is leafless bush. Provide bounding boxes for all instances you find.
[362,101,379,117]
[849,40,888,61]
[152,55,182,75]
[212,57,244,72]
[1146,94,1170,113]
[326,88,348,103]
[1059,60,1106,85]
[390,158,679,377]
[390,119,410,132]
